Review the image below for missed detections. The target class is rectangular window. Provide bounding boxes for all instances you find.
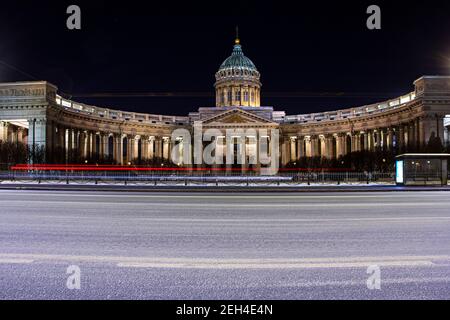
[235,91,241,102]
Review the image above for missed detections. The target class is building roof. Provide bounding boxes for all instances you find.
[218,43,258,72]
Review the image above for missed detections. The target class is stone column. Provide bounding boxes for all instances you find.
[127,135,134,163]
[105,134,111,159]
[16,127,25,144]
[93,133,98,159]
[408,123,415,151]
[398,126,405,152]
[155,137,162,159]
[335,134,343,158]
[134,136,140,162]
[27,119,35,149]
[381,129,387,150]
[362,132,368,151]
[149,137,155,160]
[281,136,290,166]
[87,131,93,159]
[141,136,149,161]
[405,125,411,150]
[358,133,363,151]
[415,118,421,151]
[351,134,358,152]
[325,135,334,159]
[115,134,124,165]
[305,136,312,157]
[310,136,319,157]
[79,131,86,159]
[290,137,297,162]
[94,134,100,159]
[65,128,71,163]
[33,119,47,149]
[444,126,449,147]
[167,137,172,161]
[297,136,305,160]
[162,137,170,160]
[0,121,8,142]
[387,128,393,150]
[319,136,326,158]
[98,134,105,159]
[58,126,65,152]
[33,119,48,162]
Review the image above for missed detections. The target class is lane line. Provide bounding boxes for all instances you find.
[116,260,435,269]
[1,201,449,208]
[3,216,449,223]
[276,277,450,288]
[1,191,449,200]
[0,253,448,270]
[0,258,34,264]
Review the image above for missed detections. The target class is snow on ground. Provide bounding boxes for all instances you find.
[0,179,395,187]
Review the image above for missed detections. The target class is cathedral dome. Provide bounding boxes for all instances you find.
[218,42,258,72]
[214,37,262,108]
[215,39,261,82]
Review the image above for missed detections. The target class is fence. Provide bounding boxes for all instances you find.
[0,165,396,186]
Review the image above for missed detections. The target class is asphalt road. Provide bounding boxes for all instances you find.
[0,190,449,300]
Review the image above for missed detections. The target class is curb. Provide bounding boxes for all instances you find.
[1,183,450,193]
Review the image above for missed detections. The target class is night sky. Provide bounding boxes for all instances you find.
[1,1,450,116]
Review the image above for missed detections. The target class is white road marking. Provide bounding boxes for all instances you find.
[0,253,448,269]
[277,277,450,288]
[0,258,34,264]
[116,260,434,269]
[4,216,448,224]
[1,200,449,208]
[1,190,449,200]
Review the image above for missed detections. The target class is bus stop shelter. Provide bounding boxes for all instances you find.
[395,154,450,186]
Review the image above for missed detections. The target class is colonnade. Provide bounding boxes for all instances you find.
[281,118,449,165]
[0,121,27,144]
[59,128,173,164]
[2,117,450,167]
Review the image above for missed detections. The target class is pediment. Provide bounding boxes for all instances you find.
[201,108,277,126]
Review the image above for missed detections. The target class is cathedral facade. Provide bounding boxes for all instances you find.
[1,37,450,168]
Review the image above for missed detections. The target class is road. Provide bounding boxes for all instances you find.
[0,190,449,300]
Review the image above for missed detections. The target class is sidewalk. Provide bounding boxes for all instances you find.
[1,181,449,192]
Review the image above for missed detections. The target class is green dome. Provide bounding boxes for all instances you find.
[219,44,258,71]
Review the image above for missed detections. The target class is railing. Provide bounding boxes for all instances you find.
[55,95,190,125]
[54,90,417,125]
[1,166,395,186]
[274,92,415,124]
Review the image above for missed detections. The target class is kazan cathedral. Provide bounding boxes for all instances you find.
[0,36,450,168]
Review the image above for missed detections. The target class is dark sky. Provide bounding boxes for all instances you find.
[1,0,450,116]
